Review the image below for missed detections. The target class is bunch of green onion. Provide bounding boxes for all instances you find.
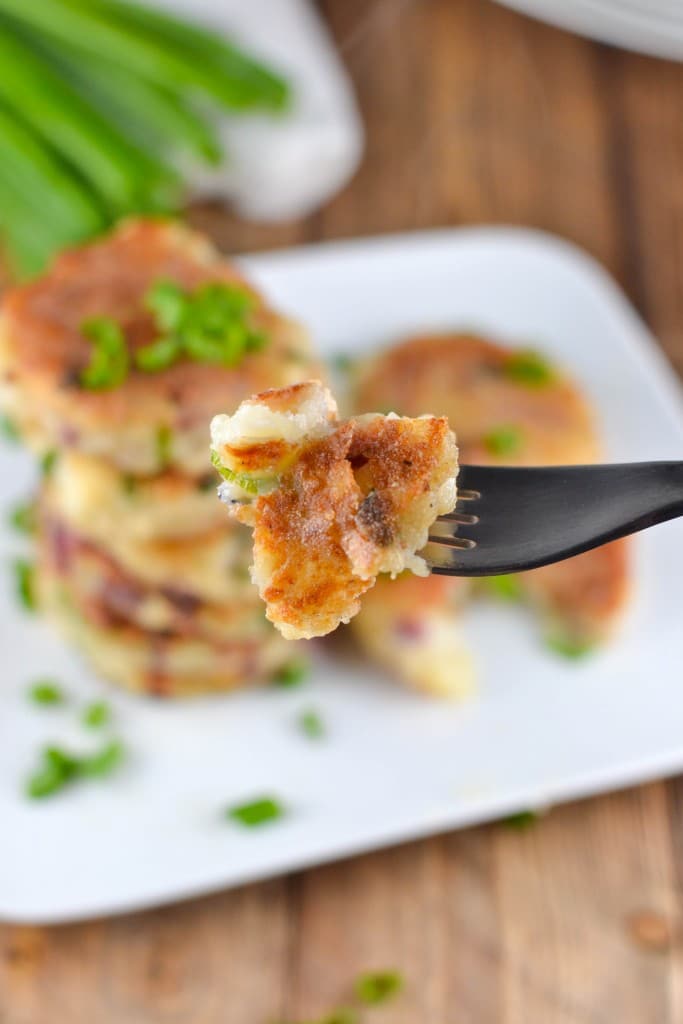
[0,0,290,279]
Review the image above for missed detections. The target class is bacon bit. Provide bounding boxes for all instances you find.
[395,618,426,641]
[160,586,201,616]
[47,520,76,574]
[146,640,170,698]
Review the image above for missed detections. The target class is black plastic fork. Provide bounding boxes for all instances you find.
[424,462,683,575]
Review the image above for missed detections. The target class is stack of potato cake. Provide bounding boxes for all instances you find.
[0,219,316,695]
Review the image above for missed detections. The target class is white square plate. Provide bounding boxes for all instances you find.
[2,227,683,924]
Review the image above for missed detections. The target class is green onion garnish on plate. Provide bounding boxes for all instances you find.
[29,680,65,705]
[13,558,36,611]
[25,739,125,798]
[227,796,285,827]
[298,709,325,739]
[82,700,111,729]
[9,499,37,534]
[40,449,58,477]
[273,658,309,688]
[0,414,20,442]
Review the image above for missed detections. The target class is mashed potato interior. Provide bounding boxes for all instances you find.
[211,381,459,640]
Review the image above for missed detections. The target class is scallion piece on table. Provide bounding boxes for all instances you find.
[354,970,403,1006]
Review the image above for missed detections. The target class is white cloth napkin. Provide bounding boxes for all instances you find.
[497,0,683,62]
[149,0,364,220]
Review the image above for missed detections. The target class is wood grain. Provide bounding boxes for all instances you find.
[4,1,683,1020]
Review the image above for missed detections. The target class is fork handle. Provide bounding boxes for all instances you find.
[564,460,683,538]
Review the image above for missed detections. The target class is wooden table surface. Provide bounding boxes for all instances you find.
[3,2,683,1021]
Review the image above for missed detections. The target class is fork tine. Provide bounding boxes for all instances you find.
[427,535,476,550]
[439,511,479,524]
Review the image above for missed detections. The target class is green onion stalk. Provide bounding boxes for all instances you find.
[0,0,291,279]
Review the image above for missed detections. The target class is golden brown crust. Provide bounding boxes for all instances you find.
[240,423,373,638]
[242,414,459,637]
[354,333,599,466]
[520,539,631,643]
[0,219,318,472]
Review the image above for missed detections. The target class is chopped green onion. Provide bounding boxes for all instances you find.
[80,316,129,390]
[227,795,285,827]
[13,558,36,611]
[9,500,36,534]
[273,658,309,688]
[172,282,266,367]
[26,746,80,798]
[354,970,403,1006]
[482,574,523,602]
[504,349,555,387]
[545,631,595,659]
[503,810,540,830]
[156,425,172,469]
[40,449,58,477]
[82,700,111,729]
[144,278,186,330]
[81,739,124,776]
[135,334,182,372]
[29,680,65,705]
[25,739,124,799]
[197,473,216,493]
[0,414,19,441]
[298,709,325,739]
[316,1011,357,1024]
[210,450,260,495]
[79,280,268,385]
[483,425,523,458]
[331,353,354,373]
[273,1011,357,1024]
[122,474,137,496]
